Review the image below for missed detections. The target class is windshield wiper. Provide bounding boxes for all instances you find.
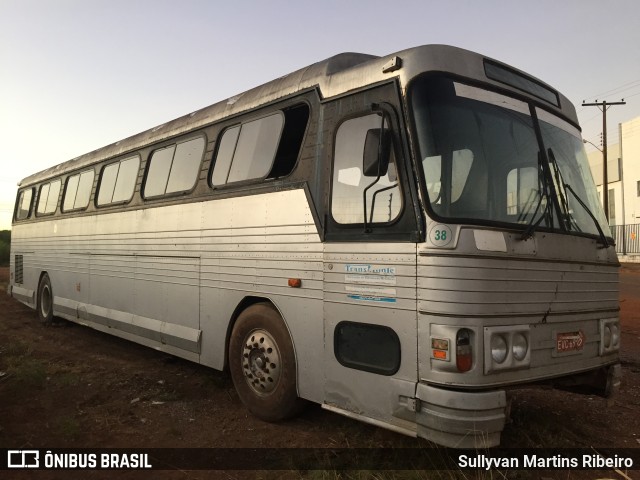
[520,152,553,240]
[546,148,579,232]
[561,182,610,248]
[547,148,610,248]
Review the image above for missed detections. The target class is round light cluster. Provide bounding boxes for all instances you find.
[491,335,508,363]
[491,332,529,364]
[604,323,620,349]
[512,332,528,361]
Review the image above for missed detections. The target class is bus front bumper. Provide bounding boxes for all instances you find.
[415,383,506,448]
[415,363,621,448]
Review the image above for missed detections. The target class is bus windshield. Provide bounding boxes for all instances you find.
[410,75,609,239]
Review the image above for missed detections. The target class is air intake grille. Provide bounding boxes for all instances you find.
[15,255,23,284]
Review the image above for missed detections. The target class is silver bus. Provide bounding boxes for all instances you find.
[9,45,620,448]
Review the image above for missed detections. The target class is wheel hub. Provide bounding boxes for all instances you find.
[41,285,52,318]
[241,329,281,395]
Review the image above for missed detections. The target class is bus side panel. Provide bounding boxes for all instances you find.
[8,224,38,308]
[322,243,418,432]
[11,206,204,357]
[198,189,324,403]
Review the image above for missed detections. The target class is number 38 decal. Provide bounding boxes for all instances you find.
[428,224,453,247]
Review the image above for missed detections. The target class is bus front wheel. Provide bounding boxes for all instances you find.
[37,273,53,323]
[229,303,304,422]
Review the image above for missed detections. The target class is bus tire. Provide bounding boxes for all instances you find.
[229,303,304,422]
[37,273,54,324]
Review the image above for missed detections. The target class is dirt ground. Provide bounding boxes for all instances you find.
[1,264,639,479]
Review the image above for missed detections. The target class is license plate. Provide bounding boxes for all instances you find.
[556,331,585,353]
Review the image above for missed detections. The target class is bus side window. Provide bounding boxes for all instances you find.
[331,113,402,224]
[98,156,140,206]
[63,170,95,212]
[15,188,34,220]
[269,104,309,178]
[211,104,309,187]
[36,179,61,216]
[145,136,205,198]
[212,113,284,186]
[211,126,239,186]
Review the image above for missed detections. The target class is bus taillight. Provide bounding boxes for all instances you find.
[456,329,473,372]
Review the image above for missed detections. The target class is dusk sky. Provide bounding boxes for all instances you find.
[2,0,640,229]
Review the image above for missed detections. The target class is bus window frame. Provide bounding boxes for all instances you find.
[405,72,594,239]
[209,110,286,189]
[62,169,96,213]
[142,133,207,200]
[35,179,62,217]
[14,187,34,222]
[96,154,141,208]
[329,111,405,228]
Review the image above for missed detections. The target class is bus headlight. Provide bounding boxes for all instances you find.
[600,318,620,355]
[603,326,612,349]
[611,324,620,347]
[484,326,531,374]
[491,335,508,364]
[512,333,528,361]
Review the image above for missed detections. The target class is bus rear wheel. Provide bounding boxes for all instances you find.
[37,273,53,323]
[229,303,304,422]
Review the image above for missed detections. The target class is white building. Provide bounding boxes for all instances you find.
[587,141,621,225]
[587,116,640,258]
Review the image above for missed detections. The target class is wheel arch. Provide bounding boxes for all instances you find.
[36,270,53,322]
[223,296,297,373]
[37,270,49,289]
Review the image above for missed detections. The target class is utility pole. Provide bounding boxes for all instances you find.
[581,99,625,222]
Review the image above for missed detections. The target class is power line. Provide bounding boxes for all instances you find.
[581,99,626,222]
[589,78,640,100]
[579,112,604,125]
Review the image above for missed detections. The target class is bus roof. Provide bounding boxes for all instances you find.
[19,44,576,187]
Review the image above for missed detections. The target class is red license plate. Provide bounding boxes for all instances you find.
[556,331,585,353]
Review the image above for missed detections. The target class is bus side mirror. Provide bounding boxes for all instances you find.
[363,128,391,177]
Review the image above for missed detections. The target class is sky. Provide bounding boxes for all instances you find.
[2,0,640,230]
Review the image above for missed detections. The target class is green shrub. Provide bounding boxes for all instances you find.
[0,230,10,265]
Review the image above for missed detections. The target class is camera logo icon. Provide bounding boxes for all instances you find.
[7,450,39,468]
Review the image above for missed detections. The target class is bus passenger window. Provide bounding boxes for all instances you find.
[212,113,283,186]
[211,104,308,187]
[331,114,402,224]
[268,104,309,178]
[211,126,240,186]
[228,113,283,183]
[166,138,206,193]
[15,188,34,220]
[63,170,95,211]
[97,156,140,206]
[145,146,174,197]
[36,179,61,215]
[144,137,205,197]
